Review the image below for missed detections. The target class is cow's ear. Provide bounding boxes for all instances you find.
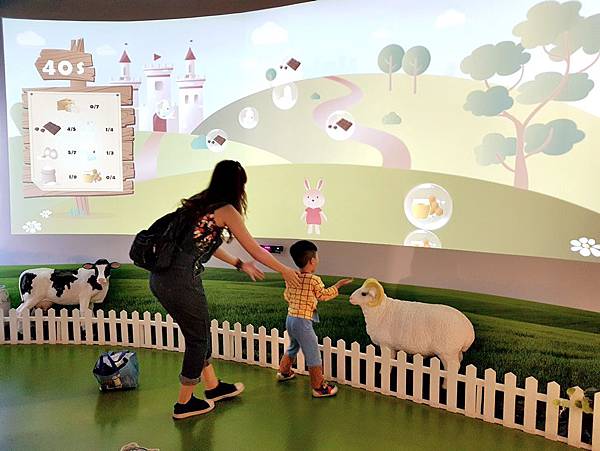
[110,262,121,269]
[82,263,94,269]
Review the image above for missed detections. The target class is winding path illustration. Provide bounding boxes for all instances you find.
[135,132,165,181]
[313,76,411,169]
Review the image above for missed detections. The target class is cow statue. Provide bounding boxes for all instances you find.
[16,259,120,321]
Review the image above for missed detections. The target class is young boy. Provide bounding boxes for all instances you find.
[277,240,353,398]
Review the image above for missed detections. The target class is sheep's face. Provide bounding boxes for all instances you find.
[349,279,384,308]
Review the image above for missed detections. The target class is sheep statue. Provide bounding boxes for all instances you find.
[349,278,475,387]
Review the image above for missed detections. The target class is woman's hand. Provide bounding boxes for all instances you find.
[281,266,301,288]
[241,261,265,282]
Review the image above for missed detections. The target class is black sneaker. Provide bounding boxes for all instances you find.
[204,380,245,402]
[173,395,215,419]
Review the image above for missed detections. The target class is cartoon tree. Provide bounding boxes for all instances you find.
[461,1,599,189]
[265,68,277,82]
[378,44,404,91]
[402,46,431,94]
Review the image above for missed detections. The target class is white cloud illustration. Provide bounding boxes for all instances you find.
[16,31,46,46]
[372,28,392,41]
[96,44,116,56]
[251,22,288,46]
[435,10,466,29]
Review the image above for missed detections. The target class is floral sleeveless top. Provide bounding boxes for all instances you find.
[184,203,231,265]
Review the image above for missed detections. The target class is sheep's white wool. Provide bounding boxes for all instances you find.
[350,280,475,373]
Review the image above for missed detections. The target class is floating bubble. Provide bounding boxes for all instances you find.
[272,83,298,110]
[403,229,442,248]
[325,111,355,141]
[404,183,453,231]
[238,107,259,129]
[206,129,228,152]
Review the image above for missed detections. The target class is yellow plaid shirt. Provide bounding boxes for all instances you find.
[284,273,339,320]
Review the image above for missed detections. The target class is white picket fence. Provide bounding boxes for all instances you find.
[1,308,598,450]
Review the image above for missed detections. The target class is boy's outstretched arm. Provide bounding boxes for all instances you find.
[313,278,339,302]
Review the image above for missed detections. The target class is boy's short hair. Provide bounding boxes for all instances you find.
[290,240,318,268]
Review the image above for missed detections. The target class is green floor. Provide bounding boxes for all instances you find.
[0,345,570,451]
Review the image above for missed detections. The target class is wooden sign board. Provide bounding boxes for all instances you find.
[34,49,95,82]
[21,38,136,198]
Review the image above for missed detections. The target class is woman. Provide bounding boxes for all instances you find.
[149,160,301,419]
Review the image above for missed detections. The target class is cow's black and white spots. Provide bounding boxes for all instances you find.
[19,272,37,295]
[50,270,78,297]
[16,260,121,328]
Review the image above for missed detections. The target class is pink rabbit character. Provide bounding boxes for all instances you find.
[301,178,327,234]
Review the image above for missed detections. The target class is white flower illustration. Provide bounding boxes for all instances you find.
[23,221,42,234]
[40,209,53,219]
[570,237,600,257]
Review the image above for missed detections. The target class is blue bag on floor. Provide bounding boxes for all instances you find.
[93,350,139,391]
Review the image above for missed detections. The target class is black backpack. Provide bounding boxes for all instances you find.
[129,208,191,272]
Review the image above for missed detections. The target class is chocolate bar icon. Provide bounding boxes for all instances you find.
[44,121,61,135]
[336,118,353,131]
[213,135,226,146]
[286,58,301,71]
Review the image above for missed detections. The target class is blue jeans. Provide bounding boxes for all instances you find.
[285,315,322,367]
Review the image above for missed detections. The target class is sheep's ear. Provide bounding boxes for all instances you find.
[368,288,377,297]
[304,179,311,190]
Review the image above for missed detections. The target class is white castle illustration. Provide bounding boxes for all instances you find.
[110,44,205,133]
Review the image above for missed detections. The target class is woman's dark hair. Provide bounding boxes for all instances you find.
[181,160,248,217]
[290,240,318,268]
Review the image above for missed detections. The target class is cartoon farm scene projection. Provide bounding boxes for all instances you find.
[4,0,600,264]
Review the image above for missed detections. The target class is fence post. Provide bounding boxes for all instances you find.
[429,357,441,407]
[365,345,376,392]
[380,347,392,395]
[33,309,43,343]
[59,309,69,344]
[483,368,496,423]
[142,311,152,348]
[131,311,140,348]
[120,311,129,345]
[592,391,600,451]
[465,365,478,417]
[270,328,280,369]
[524,377,538,434]
[210,319,219,358]
[246,324,255,364]
[503,373,517,428]
[34,309,44,343]
[567,386,584,447]
[83,309,93,345]
[221,321,231,359]
[153,313,163,350]
[108,310,118,345]
[544,381,560,441]
[234,323,243,362]
[350,342,361,388]
[47,309,56,344]
[97,310,106,345]
[9,309,18,344]
[72,309,81,344]
[22,309,31,344]
[258,326,267,367]
[413,354,424,403]
[396,351,407,399]
[323,337,332,380]
[446,364,459,413]
[336,339,346,384]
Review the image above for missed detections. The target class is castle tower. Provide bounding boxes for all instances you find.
[176,45,205,134]
[142,55,178,132]
[110,46,142,130]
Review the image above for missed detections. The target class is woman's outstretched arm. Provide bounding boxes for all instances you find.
[215,205,301,287]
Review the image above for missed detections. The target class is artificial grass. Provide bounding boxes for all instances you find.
[1,264,599,391]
